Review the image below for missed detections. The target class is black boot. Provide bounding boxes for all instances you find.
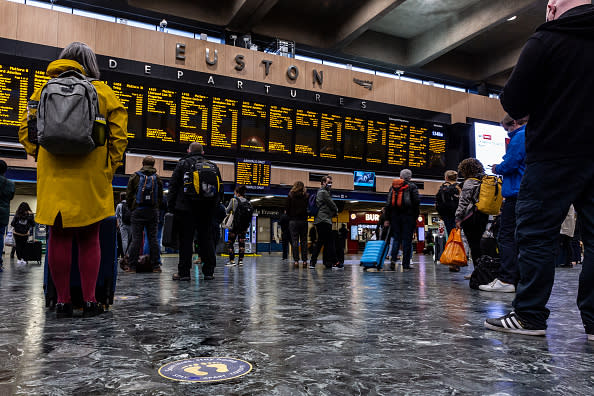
[56,303,73,318]
[82,302,104,317]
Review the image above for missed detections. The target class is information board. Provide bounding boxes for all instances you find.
[240,101,266,152]
[110,81,144,139]
[146,87,176,142]
[211,96,239,150]
[235,159,271,189]
[179,91,209,145]
[268,105,293,154]
[320,113,342,159]
[366,119,387,164]
[294,108,318,157]
[343,116,365,161]
[0,64,28,129]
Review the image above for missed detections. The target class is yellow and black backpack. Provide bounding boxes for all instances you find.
[183,159,221,202]
[472,175,503,215]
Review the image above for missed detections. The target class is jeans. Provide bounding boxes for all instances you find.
[390,214,416,268]
[281,231,291,260]
[289,220,308,262]
[498,197,519,284]
[461,211,489,264]
[128,207,160,269]
[0,225,5,266]
[175,207,216,277]
[512,158,594,332]
[442,216,456,238]
[119,224,131,255]
[311,222,336,267]
[144,222,163,264]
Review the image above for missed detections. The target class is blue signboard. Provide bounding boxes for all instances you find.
[158,357,253,383]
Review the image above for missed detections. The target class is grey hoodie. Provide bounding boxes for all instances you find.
[455,178,481,222]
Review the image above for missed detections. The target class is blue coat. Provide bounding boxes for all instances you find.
[495,125,526,198]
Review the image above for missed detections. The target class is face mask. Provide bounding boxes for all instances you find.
[326,182,332,189]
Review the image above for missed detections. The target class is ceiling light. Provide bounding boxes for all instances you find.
[251,198,261,202]
[265,195,274,198]
[349,200,359,203]
[507,15,517,21]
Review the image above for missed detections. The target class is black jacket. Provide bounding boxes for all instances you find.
[126,166,163,211]
[286,191,308,221]
[500,5,594,163]
[167,153,223,213]
[384,181,420,218]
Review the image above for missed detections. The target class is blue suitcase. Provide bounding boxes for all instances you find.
[361,227,391,270]
[44,216,118,309]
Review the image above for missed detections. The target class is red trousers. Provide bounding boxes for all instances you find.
[49,220,101,304]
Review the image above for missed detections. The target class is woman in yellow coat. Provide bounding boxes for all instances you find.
[19,42,128,318]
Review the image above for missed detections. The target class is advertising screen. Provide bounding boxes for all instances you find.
[473,121,507,175]
[354,171,375,188]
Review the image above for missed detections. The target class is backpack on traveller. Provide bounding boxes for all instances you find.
[435,182,459,218]
[183,159,221,202]
[233,197,254,231]
[308,191,319,216]
[36,70,106,155]
[472,175,503,215]
[389,179,412,210]
[135,172,158,207]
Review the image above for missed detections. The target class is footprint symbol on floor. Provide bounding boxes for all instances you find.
[182,364,208,377]
[204,363,229,373]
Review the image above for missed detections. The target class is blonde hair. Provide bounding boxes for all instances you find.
[444,170,457,182]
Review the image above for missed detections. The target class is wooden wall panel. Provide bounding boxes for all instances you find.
[163,34,198,70]
[270,56,307,90]
[349,71,375,100]
[304,63,348,96]
[17,5,58,47]
[373,75,396,104]
[57,13,96,50]
[467,95,505,122]
[124,154,143,175]
[195,40,224,75]
[129,28,164,65]
[94,20,131,59]
[448,90,469,124]
[0,1,18,40]
[223,46,254,81]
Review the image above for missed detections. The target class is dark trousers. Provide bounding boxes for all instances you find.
[175,208,215,277]
[128,207,160,268]
[281,232,291,259]
[14,234,29,260]
[498,197,519,284]
[311,222,336,267]
[512,158,594,332]
[390,214,416,268]
[228,228,247,262]
[289,220,308,262]
[442,216,456,238]
[461,211,489,264]
[336,238,346,264]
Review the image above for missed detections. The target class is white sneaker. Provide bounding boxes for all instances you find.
[587,334,594,342]
[479,278,515,293]
[225,261,236,267]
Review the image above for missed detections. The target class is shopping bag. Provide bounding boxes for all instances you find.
[4,228,15,247]
[222,212,234,230]
[440,229,468,266]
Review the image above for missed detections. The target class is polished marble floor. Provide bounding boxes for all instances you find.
[0,252,593,395]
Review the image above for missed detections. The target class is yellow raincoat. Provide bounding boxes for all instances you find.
[18,59,128,228]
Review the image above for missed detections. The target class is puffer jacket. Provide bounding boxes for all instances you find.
[495,125,526,198]
[18,59,128,227]
[455,177,482,223]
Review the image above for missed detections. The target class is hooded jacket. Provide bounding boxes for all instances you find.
[126,165,163,211]
[500,5,594,163]
[455,177,482,223]
[495,125,526,198]
[18,60,128,228]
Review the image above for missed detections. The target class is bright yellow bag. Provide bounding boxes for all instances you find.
[474,175,503,215]
[440,229,468,267]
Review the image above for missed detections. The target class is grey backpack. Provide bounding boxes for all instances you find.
[37,70,101,155]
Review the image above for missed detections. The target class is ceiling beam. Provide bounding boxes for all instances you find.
[226,0,279,32]
[332,0,408,50]
[407,0,540,67]
[476,45,524,82]
[342,30,408,66]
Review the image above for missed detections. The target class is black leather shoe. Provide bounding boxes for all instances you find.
[56,303,73,318]
[83,301,104,317]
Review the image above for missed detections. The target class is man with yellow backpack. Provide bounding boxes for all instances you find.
[479,115,526,293]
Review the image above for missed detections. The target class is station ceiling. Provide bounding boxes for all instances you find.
[123,0,549,88]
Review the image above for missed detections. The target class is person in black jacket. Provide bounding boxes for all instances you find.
[286,181,309,266]
[0,160,15,272]
[279,211,291,261]
[485,0,594,339]
[168,142,223,281]
[11,202,35,265]
[384,169,420,271]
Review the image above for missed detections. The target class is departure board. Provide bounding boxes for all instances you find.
[179,92,209,145]
[343,116,365,161]
[320,113,343,159]
[33,70,50,92]
[408,124,429,168]
[366,119,387,164]
[110,82,143,139]
[268,105,293,154]
[387,119,408,166]
[235,159,271,189]
[0,65,28,128]
[294,109,318,157]
[240,101,266,152]
[146,87,176,142]
[211,96,239,149]
[428,125,447,168]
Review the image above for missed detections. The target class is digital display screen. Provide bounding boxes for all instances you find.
[0,64,29,129]
[240,101,266,152]
[146,87,176,142]
[0,57,450,176]
[235,159,271,189]
[350,225,358,241]
[179,91,209,145]
[354,171,375,187]
[295,108,318,157]
[110,81,144,139]
[474,121,507,175]
[268,105,293,154]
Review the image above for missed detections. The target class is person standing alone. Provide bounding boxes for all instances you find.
[310,175,339,269]
[0,160,15,272]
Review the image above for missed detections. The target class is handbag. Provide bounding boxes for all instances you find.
[440,228,468,266]
[4,229,15,247]
[222,211,234,230]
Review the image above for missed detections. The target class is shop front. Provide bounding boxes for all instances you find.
[347,211,382,254]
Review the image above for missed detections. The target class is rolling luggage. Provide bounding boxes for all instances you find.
[161,212,177,249]
[44,216,118,309]
[361,227,390,271]
[22,240,43,264]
